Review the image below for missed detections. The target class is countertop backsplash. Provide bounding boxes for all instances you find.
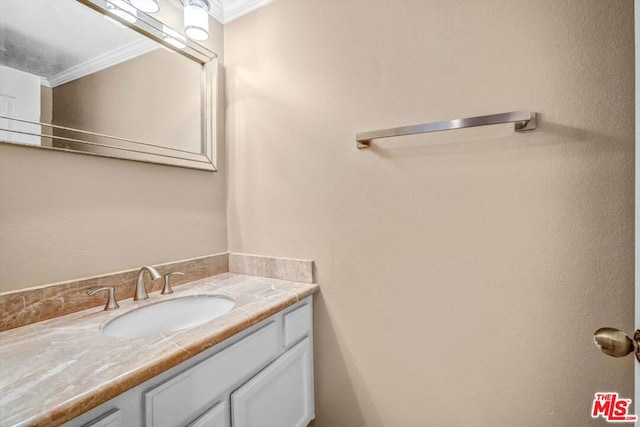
[0,252,314,331]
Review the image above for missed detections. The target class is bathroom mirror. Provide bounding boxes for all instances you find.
[0,0,218,171]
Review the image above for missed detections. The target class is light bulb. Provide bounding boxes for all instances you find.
[105,0,137,25]
[184,0,209,41]
[130,0,160,13]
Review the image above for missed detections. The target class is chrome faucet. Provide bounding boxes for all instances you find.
[134,265,162,301]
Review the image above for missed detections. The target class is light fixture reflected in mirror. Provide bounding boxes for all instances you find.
[0,0,219,172]
[104,0,138,26]
[184,0,209,41]
[130,0,160,13]
[163,25,187,49]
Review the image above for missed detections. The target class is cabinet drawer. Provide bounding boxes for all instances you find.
[144,322,280,427]
[283,302,312,347]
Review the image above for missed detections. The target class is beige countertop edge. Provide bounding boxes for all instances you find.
[0,273,319,427]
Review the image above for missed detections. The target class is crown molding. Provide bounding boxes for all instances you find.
[47,38,159,88]
[207,0,274,24]
[222,0,274,23]
[208,0,224,23]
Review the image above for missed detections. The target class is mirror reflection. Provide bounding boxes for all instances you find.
[0,0,217,170]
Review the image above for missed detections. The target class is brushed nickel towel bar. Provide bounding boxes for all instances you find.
[355,110,537,149]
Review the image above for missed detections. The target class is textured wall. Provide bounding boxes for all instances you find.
[53,49,202,153]
[225,0,635,425]
[0,12,226,292]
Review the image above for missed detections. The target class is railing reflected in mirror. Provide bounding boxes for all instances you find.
[0,0,218,171]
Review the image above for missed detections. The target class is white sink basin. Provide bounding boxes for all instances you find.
[103,295,234,338]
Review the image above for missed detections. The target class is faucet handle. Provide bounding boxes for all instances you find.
[162,272,185,295]
[88,287,120,311]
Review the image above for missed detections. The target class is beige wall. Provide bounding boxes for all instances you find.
[0,15,226,292]
[225,1,634,426]
[52,49,202,153]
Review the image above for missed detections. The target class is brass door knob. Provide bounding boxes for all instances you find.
[593,327,640,361]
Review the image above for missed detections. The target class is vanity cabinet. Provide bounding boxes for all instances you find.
[67,297,314,427]
[231,337,314,427]
[144,322,280,426]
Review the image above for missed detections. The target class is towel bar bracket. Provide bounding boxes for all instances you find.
[514,112,537,132]
[357,140,372,149]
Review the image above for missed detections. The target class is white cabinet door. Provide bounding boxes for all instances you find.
[231,338,314,427]
[188,401,230,427]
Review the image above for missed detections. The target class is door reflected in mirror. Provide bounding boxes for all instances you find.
[0,0,218,171]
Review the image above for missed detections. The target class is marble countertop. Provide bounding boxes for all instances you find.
[0,273,319,427]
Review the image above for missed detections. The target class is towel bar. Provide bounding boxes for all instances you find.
[356,110,536,149]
